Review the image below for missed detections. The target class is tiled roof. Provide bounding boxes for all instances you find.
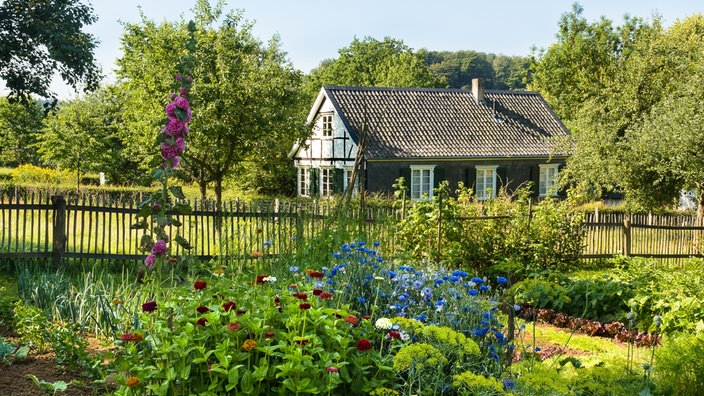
[322,86,571,159]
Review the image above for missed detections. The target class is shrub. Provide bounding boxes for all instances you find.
[10,164,72,185]
[654,332,704,395]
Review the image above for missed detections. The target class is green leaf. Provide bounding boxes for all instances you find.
[152,167,165,181]
[174,235,192,250]
[14,346,28,359]
[173,203,193,215]
[169,186,186,200]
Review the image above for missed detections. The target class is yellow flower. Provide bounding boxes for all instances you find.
[125,376,140,387]
[452,371,503,393]
[393,343,447,372]
[112,298,123,305]
[242,339,257,351]
[213,269,225,277]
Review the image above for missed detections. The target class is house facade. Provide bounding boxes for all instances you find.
[289,79,571,200]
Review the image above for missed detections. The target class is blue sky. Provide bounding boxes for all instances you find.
[50,0,703,98]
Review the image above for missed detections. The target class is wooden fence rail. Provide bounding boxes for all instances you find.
[2,191,703,265]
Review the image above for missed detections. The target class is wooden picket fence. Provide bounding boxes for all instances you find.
[2,190,703,265]
[0,190,400,265]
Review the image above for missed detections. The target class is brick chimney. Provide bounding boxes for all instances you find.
[471,78,485,104]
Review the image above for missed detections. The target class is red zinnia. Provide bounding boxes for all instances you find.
[388,331,401,339]
[222,301,236,311]
[319,291,333,300]
[293,292,308,301]
[142,301,157,313]
[197,317,208,326]
[326,366,339,373]
[356,339,372,351]
[236,309,246,316]
[345,315,359,326]
[299,303,311,310]
[256,274,268,284]
[227,322,241,332]
[309,271,324,278]
[264,332,275,339]
[312,289,323,296]
[194,280,207,290]
[196,305,210,313]
[294,339,309,346]
[120,333,133,342]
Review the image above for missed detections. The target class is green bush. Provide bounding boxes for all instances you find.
[10,164,72,185]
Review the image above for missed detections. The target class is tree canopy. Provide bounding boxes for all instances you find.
[0,0,101,104]
[116,0,309,202]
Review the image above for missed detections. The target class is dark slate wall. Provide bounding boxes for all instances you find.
[365,159,567,197]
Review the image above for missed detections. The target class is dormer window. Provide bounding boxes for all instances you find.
[322,113,333,137]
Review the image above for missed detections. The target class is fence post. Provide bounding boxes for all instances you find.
[51,195,67,267]
[623,214,631,257]
[437,193,442,254]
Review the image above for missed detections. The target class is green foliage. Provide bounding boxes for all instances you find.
[13,299,50,352]
[303,36,445,100]
[46,322,100,376]
[421,49,530,90]
[508,279,571,311]
[556,274,633,323]
[27,374,69,395]
[0,337,28,365]
[0,0,100,103]
[655,332,704,395]
[0,97,45,166]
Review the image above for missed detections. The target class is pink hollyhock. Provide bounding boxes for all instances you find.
[326,366,339,373]
[144,253,155,269]
[161,143,178,160]
[187,76,193,83]
[175,73,182,82]
[175,137,186,153]
[173,96,189,111]
[152,240,167,256]
[180,87,188,96]
[164,118,185,136]
[165,102,177,119]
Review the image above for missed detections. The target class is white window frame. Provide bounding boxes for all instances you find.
[298,167,310,197]
[410,165,435,200]
[475,165,498,201]
[343,167,358,194]
[321,113,333,137]
[539,164,559,197]
[320,167,334,197]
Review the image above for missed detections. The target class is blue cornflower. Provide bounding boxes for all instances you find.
[332,252,342,259]
[289,265,299,272]
[495,332,505,343]
[373,241,380,247]
[474,327,489,337]
[471,277,484,284]
[357,241,366,246]
[434,279,445,286]
[388,270,397,278]
[535,347,541,352]
[503,380,515,390]
[449,275,460,283]
[358,297,367,303]
[413,280,423,289]
[497,276,508,285]
[468,289,478,296]
[263,240,272,247]
[479,285,489,292]
[514,304,521,311]
[452,270,469,278]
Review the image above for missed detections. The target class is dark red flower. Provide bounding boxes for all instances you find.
[294,339,309,346]
[319,292,333,300]
[264,332,275,339]
[197,317,208,326]
[120,333,133,342]
[236,309,246,316]
[256,274,268,284]
[227,322,241,331]
[345,315,358,326]
[312,289,323,296]
[194,280,207,290]
[299,303,311,310]
[356,339,372,351]
[293,292,308,301]
[388,331,401,339]
[222,301,236,311]
[142,301,157,312]
[309,271,324,278]
[197,305,210,313]
[362,316,371,320]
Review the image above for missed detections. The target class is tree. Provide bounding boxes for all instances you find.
[0,0,101,104]
[116,0,309,202]
[0,97,44,166]
[37,88,133,188]
[303,36,444,100]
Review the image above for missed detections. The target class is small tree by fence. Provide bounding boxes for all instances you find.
[1,190,703,266]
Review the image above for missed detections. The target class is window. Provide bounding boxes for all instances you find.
[320,168,333,196]
[539,164,559,197]
[298,168,310,196]
[475,166,497,200]
[344,167,357,194]
[410,165,435,200]
[322,113,333,137]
